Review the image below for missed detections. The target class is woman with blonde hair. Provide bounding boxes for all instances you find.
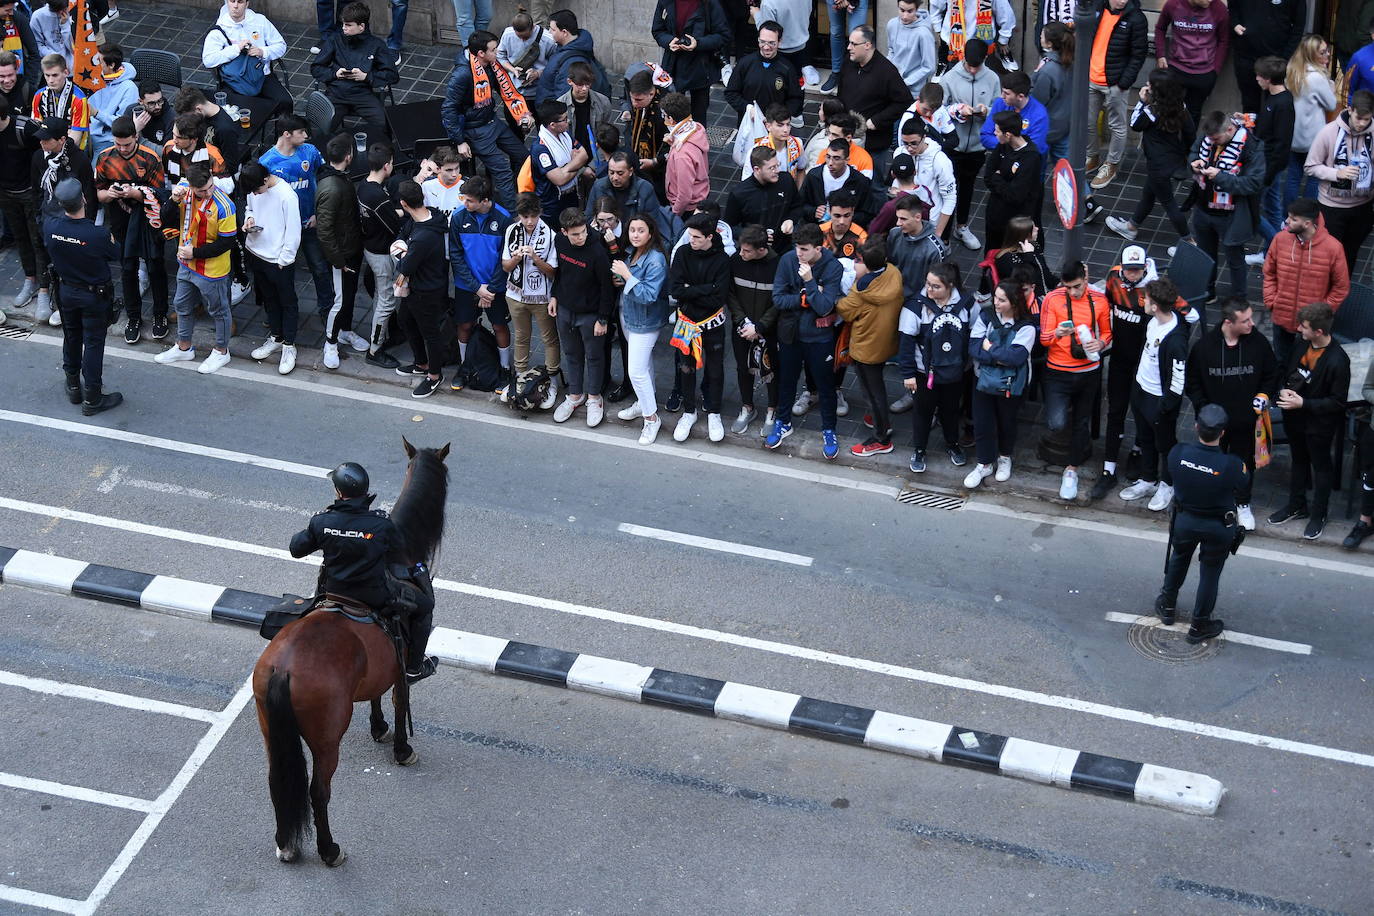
[1285,34,1337,207]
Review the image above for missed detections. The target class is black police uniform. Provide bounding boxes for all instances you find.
[290,494,398,610]
[43,207,120,407]
[1158,439,1248,629]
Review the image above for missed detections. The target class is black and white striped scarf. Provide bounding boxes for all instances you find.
[1197,126,1248,211]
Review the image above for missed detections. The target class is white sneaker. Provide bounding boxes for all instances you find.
[731,405,756,434]
[48,308,62,326]
[707,413,724,442]
[890,392,914,414]
[323,342,340,369]
[338,330,369,352]
[251,338,282,360]
[100,8,119,25]
[954,225,981,250]
[138,264,149,297]
[1105,216,1138,241]
[792,389,813,416]
[994,456,1012,482]
[791,115,804,129]
[278,344,297,375]
[553,394,583,423]
[758,408,776,438]
[12,277,35,307]
[34,289,52,321]
[0,307,6,324]
[1120,479,1158,501]
[155,344,196,363]
[1237,504,1255,530]
[1244,252,1266,267]
[673,412,698,442]
[802,65,820,86]
[719,62,734,86]
[1059,468,1079,500]
[230,280,252,305]
[639,415,661,445]
[1148,482,1174,512]
[541,381,559,411]
[964,463,993,488]
[1167,245,1178,258]
[586,396,604,427]
[197,349,231,374]
[835,391,849,417]
[618,402,643,421]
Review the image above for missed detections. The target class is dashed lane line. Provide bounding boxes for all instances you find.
[617,523,814,566]
[0,669,220,723]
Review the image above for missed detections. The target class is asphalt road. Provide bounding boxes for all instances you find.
[0,331,1370,915]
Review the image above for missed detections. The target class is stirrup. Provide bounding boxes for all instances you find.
[405,655,438,683]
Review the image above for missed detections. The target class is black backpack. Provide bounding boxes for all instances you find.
[458,321,503,391]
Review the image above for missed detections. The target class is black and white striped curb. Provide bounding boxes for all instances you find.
[0,545,1225,815]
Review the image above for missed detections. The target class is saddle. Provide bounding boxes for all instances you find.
[257,593,386,640]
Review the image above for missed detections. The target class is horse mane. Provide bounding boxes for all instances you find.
[389,445,449,571]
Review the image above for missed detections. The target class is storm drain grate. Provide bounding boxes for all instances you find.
[1124,616,1222,664]
[705,126,737,149]
[0,325,33,341]
[896,487,965,511]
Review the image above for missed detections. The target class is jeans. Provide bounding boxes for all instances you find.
[776,338,838,429]
[467,119,528,211]
[172,268,231,350]
[1192,206,1248,298]
[299,227,335,321]
[1258,174,1284,250]
[1285,409,1337,519]
[452,0,492,45]
[120,243,169,322]
[363,249,398,353]
[1319,202,1374,276]
[1044,136,1069,181]
[509,295,561,374]
[1168,67,1217,130]
[557,310,605,396]
[1358,425,1374,519]
[0,188,46,279]
[853,360,891,443]
[828,0,869,73]
[971,390,1023,465]
[326,262,361,344]
[1043,368,1100,467]
[398,286,447,375]
[1087,83,1129,165]
[680,323,726,415]
[624,325,659,418]
[249,254,298,344]
[1160,512,1233,621]
[316,0,342,36]
[1129,386,1178,485]
[1221,419,1258,505]
[732,328,778,410]
[1131,173,1192,239]
[387,0,409,51]
[1283,150,1317,212]
[1272,325,1297,371]
[59,289,108,392]
[948,150,985,227]
[911,380,963,452]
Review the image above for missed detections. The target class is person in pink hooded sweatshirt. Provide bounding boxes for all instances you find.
[661,91,710,216]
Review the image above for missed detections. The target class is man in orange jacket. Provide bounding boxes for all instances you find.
[1262,197,1349,368]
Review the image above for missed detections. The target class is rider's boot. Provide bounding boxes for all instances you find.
[404,624,438,683]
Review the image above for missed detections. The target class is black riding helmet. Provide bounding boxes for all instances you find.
[328,462,370,498]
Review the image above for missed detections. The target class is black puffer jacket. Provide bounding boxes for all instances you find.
[290,495,397,598]
[651,0,733,93]
[1093,0,1150,91]
[315,164,363,267]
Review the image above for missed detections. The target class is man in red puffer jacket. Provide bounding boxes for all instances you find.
[1262,198,1349,368]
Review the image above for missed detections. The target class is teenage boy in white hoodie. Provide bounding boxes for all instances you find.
[241,160,302,374]
[886,0,936,97]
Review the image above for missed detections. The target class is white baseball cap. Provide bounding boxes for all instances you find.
[1121,245,1147,268]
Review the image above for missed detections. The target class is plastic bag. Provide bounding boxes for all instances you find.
[733,102,765,167]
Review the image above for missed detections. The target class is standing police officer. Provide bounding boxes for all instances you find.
[289,462,439,683]
[43,176,122,415]
[1154,404,1249,643]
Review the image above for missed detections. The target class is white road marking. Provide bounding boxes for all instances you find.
[101,467,311,516]
[0,885,82,915]
[0,772,156,813]
[3,498,1371,772]
[0,669,219,723]
[1103,612,1314,655]
[617,523,814,566]
[78,675,255,916]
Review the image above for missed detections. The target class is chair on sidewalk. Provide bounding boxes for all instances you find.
[1166,241,1215,333]
[1334,281,1374,344]
[130,48,183,93]
[303,91,336,144]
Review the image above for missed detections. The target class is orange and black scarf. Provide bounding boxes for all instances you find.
[471,54,528,123]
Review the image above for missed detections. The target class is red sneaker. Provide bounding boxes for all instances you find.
[850,438,893,457]
[862,414,874,429]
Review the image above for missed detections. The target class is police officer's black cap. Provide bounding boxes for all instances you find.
[1198,404,1229,430]
[33,116,68,141]
[54,177,85,211]
[328,462,370,498]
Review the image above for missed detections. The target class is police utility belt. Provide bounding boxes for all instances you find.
[1179,505,1237,524]
[57,279,114,296]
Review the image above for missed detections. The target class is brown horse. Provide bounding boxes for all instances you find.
[252,437,449,867]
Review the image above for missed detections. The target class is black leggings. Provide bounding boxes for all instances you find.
[853,361,891,443]
[971,390,1022,464]
[911,380,962,451]
[680,323,726,414]
[1131,172,1191,239]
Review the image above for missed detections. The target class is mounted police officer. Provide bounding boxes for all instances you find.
[43,176,122,415]
[289,462,439,682]
[1154,404,1249,644]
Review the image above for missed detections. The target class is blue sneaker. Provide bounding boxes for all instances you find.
[909,450,926,473]
[822,429,838,460]
[765,420,793,449]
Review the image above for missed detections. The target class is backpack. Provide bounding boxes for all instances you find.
[213,27,267,96]
[457,321,503,390]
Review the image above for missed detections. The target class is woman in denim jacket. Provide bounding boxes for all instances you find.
[611,214,671,445]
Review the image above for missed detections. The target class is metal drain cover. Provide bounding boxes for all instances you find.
[705,125,737,149]
[896,485,965,511]
[0,325,34,341]
[1123,615,1221,664]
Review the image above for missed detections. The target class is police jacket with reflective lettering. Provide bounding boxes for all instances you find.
[290,495,396,596]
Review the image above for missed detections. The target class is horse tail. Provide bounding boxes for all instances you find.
[264,671,312,851]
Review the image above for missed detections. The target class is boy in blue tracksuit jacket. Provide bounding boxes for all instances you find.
[448,175,514,383]
[979,76,1050,157]
[899,269,974,468]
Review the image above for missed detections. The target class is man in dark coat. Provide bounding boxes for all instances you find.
[651,0,732,125]
[1229,0,1305,114]
[723,19,802,122]
[837,24,912,181]
[1187,109,1265,302]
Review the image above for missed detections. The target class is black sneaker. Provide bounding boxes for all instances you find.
[605,381,630,403]
[1343,520,1372,551]
[412,375,442,398]
[1268,502,1308,525]
[366,349,401,369]
[1089,471,1117,501]
[150,315,170,339]
[665,388,683,412]
[123,318,142,344]
[405,655,438,683]
[82,390,123,416]
[1123,448,1142,481]
[947,446,967,467]
[1083,197,1103,224]
[64,375,81,405]
[1186,618,1224,644]
[1153,594,1176,626]
[909,450,926,473]
[821,73,838,92]
[395,363,426,377]
[1302,515,1326,540]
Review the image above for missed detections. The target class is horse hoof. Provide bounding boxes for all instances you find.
[324,848,348,868]
[276,845,300,863]
[396,749,418,766]
[372,727,393,744]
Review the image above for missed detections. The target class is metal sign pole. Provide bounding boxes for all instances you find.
[1063,5,1100,266]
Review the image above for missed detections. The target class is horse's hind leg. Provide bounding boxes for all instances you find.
[308,743,347,867]
[369,697,391,743]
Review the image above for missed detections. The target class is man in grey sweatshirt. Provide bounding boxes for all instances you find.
[886,0,936,96]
